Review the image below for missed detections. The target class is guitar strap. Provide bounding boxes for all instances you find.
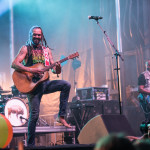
[43,47,50,66]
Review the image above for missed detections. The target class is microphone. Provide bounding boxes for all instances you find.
[20,116,23,119]
[88,16,103,20]
[20,116,28,122]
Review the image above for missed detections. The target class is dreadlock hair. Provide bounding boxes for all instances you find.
[26,25,49,48]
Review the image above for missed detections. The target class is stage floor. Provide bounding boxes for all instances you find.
[3,144,95,150]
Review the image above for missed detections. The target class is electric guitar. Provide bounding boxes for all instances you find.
[12,52,79,94]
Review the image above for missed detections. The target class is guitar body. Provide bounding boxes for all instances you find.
[12,63,49,94]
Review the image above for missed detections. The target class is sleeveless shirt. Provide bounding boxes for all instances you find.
[23,45,45,67]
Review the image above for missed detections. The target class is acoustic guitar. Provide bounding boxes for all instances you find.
[12,52,79,94]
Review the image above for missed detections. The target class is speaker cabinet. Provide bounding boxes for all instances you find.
[103,100,120,114]
[78,114,135,144]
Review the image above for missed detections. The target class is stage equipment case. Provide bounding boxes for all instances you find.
[76,87,109,101]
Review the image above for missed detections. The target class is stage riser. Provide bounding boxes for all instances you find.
[10,126,76,147]
[10,134,64,148]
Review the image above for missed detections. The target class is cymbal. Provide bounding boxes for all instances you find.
[0,90,11,93]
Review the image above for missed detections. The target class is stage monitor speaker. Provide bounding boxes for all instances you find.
[77,114,135,144]
[103,100,120,114]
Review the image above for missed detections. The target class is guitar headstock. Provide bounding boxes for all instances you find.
[68,52,79,60]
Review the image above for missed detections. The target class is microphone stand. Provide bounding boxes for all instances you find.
[74,69,77,94]
[20,116,28,122]
[95,19,124,114]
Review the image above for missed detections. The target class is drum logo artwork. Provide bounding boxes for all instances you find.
[8,105,24,117]
[4,98,28,126]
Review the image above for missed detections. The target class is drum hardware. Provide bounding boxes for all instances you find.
[0,95,12,104]
[0,104,5,108]
[11,85,19,96]
[19,94,27,99]
[36,117,49,126]
[3,95,48,127]
[11,85,27,99]
[19,115,49,127]
[0,99,4,102]
[0,89,11,104]
[0,90,11,94]
[3,97,10,101]
[2,87,47,127]
[20,116,28,122]
[0,96,8,114]
[2,94,12,99]
[0,103,5,114]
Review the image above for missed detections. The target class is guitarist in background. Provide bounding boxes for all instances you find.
[138,60,150,122]
[11,26,71,147]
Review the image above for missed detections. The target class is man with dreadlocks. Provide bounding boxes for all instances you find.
[11,26,71,147]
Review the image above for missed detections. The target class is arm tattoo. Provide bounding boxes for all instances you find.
[19,49,25,56]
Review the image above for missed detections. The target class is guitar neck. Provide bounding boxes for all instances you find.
[43,57,69,72]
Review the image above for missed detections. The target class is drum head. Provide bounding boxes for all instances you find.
[4,97,29,126]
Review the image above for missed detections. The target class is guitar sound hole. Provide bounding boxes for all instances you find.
[32,74,42,83]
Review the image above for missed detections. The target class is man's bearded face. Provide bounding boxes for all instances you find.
[32,28,42,45]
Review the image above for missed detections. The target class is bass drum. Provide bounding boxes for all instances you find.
[4,97,29,127]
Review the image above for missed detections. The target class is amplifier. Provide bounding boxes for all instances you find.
[76,87,109,101]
